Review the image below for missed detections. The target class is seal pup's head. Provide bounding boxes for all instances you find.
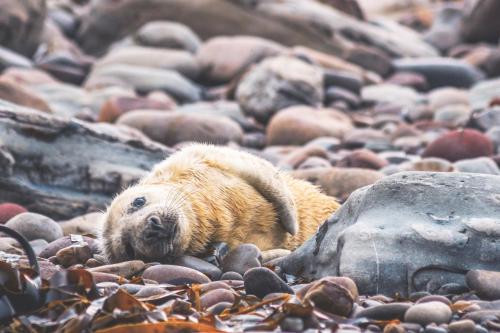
[101,183,195,263]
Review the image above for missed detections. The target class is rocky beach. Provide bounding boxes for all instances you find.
[2,0,500,332]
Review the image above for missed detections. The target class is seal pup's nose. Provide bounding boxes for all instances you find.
[147,215,163,231]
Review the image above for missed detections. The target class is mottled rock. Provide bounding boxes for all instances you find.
[279,172,500,296]
[302,276,358,316]
[142,265,211,284]
[39,235,99,259]
[236,56,323,123]
[55,244,92,267]
[267,106,353,145]
[117,111,243,146]
[404,301,452,326]
[5,212,63,242]
[243,267,293,298]
[222,244,261,276]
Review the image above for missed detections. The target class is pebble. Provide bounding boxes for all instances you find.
[302,276,358,317]
[134,21,201,53]
[404,301,452,326]
[197,36,285,84]
[0,203,27,224]
[221,244,261,275]
[243,267,293,298]
[88,260,146,278]
[423,129,494,162]
[220,271,243,281]
[5,212,63,242]
[266,106,353,146]
[200,289,235,309]
[142,265,211,285]
[448,319,476,333]
[117,111,243,146]
[236,56,323,123]
[466,270,500,300]
[55,244,93,267]
[39,235,99,259]
[355,303,412,321]
[173,256,222,280]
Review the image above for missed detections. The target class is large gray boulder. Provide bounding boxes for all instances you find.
[0,103,171,219]
[278,172,500,296]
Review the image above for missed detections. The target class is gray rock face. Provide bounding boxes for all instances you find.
[278,172,500,296]
[0,105,171,219]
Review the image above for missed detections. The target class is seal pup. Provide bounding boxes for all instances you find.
[101,144,339,263]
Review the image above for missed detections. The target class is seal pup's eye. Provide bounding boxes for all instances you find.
[132,197,146,208]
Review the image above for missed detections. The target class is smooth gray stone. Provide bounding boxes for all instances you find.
[278,172,500,296]
[393,57,484,89]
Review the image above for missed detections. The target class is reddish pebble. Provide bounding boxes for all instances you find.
[0,203,27,224]
[423,129,494,162]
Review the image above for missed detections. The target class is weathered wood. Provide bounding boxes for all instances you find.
[0,104,171,219]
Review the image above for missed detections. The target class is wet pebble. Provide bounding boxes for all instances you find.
[404,301,452,326]
[200,289,235,309]
[466,269,500,300]
[142,264,211,284]
[88,260,145,278]
[174,255,222,280]
[5,212,63,242]
[222,244,261,275]
[356,303,412,321]
[243,267,293,298]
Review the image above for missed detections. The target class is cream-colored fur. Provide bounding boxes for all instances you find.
[101,144,339,263]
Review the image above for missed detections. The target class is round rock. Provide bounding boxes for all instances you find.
[222,244,261,276]
[0,203,27,224]
[243,267,293,298]
[466,270,500,300]
[404,301,452,326]
[5,212,63,242]
[142,264,211,285]
[173,255,222,281]
[423,129,494,162]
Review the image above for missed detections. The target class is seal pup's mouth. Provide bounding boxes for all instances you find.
[122,216,181,262]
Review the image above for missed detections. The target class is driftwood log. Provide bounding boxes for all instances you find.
[0,104,171,219]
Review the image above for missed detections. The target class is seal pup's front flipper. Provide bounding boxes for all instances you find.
[180,144,299,236]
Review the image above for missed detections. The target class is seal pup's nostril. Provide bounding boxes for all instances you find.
[147,215,163,230]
